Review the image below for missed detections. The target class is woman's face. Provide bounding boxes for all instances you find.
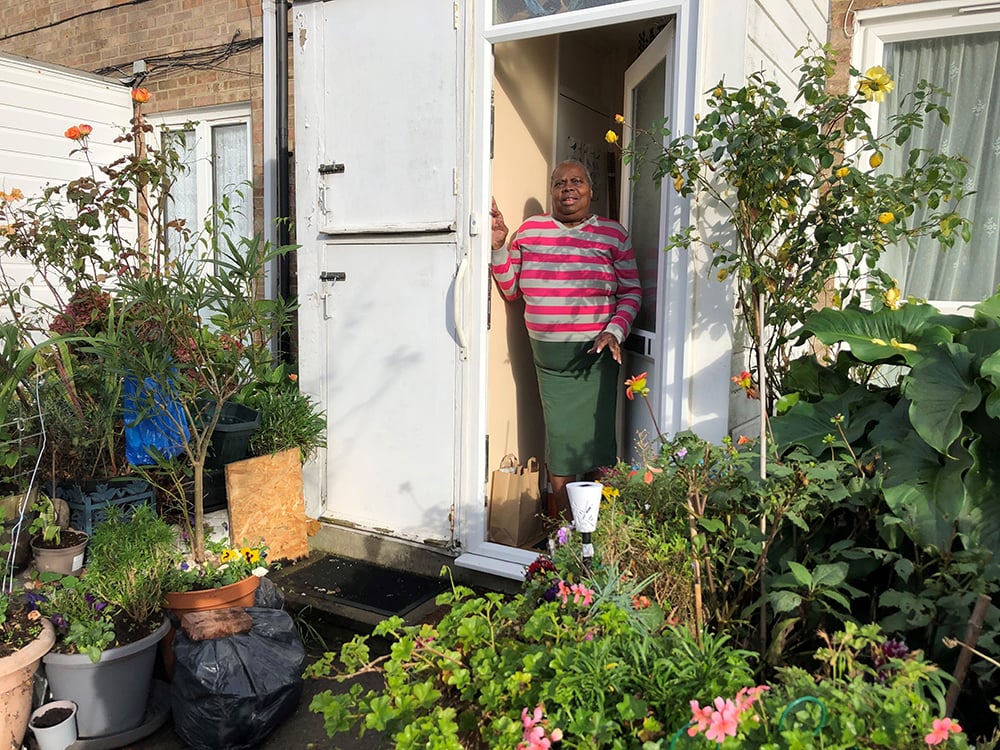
[550,163,593,223]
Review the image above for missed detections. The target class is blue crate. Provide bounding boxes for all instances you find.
[57,479,157,536]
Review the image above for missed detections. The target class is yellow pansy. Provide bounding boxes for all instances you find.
[242,547,260,564]
[857,66,895,103]
[605,130,619,145]
[220,548,239,563]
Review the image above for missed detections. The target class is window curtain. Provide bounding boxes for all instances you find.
[211,123,251,262]
[163,128,198,258]
[879,32,1000,303]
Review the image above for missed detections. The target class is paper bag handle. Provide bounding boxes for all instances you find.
[499,453,519,471]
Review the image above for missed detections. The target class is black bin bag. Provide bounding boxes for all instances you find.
[171,607,305,750]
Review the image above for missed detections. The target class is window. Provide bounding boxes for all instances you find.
[855,2,1000,310]
[151,106,252,264]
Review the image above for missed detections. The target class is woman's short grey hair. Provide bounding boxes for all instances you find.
[551,159,592,187]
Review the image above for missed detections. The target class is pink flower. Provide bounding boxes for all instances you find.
[521,705,543,730]
[518,704,560,750]
[734,685,769,713]
[688,700,713,736]
[570,583,594,606]
[925,717,962,746]
[704,698,740,742]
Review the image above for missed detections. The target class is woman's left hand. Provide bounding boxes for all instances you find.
[589,332,621,363]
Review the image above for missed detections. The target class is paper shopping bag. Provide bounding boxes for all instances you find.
[487,454,545,548]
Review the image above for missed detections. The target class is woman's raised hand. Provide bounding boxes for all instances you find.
[490,197,509,251]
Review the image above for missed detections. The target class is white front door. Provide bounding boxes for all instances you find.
[293,0,465,545]
[620,22,675,459]
[320,239,459,543]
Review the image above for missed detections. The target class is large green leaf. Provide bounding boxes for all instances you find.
[770,386,890,455]
[972,291,1000,323]
[901,343,981,455]
[801,304,956,365]
[979,349,1000,420]
[881,434,968,550]
[960,433,1000,552]
[955,325,1000,365]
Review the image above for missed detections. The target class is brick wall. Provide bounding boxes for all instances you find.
[0,0,295,241]
[828,0,934,92]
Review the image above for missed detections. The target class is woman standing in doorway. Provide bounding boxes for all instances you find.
[490,160,641,519]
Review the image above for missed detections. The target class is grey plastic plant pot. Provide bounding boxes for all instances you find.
[42,618,169,739]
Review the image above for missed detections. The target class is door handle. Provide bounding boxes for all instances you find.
[454,253,469,360]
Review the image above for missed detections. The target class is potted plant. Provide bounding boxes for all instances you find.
[28,699,78,750]
[238,363,327,466]
[101,234,294,565]
[222,363,326,560]
[0,588,55,750]
[33,505,177,740]
[29,494,88,576]
[160,536,268,676]
[0,322,43,571]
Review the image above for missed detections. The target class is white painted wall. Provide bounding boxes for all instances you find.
[0,54,133,319]
[689,0,831,442]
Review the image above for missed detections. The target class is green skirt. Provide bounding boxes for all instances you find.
[530,339,619,476]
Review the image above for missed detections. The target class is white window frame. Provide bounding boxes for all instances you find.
[852,0,1000,314]
[147,104,253,262]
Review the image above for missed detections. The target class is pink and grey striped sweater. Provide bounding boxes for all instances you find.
[490,214,641,343]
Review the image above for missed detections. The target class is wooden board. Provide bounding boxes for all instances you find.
[225,448,309,562]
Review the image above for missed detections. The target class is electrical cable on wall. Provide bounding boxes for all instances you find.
[0,0,155,42]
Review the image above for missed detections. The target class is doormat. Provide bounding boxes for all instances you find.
[280,555,448,618]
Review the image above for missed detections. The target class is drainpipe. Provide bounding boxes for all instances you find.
[263,0,293,359]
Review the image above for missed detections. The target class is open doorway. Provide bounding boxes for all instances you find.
[486,16,674,549]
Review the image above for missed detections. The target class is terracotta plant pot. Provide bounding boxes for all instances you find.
[31,531,88,576]
[162,574,260,676]
[0,619,56,750]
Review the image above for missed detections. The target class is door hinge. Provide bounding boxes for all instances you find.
[454,0,459,29]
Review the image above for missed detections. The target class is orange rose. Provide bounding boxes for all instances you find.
[131,87,150,103]
[64,125,81,140]
[77,123,93,137]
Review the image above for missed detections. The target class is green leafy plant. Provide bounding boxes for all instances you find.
[84,505,178,624]
[770,295,1000,670]
[237,363,326,463]
[101,235,294,563]
[32,505,178,662]
[610,44,970,409]
[164,535,268,593]
[306,549,757,749]
[28,494,62,546]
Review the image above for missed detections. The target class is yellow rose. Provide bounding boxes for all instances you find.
[857,66,895,103]
[835,166,850,179]
[869,152,883,169]
[605,130,619,145]
[614,113,625,123]
[673,174,685,193]
[713,87,723,97]
[878,211,895,224]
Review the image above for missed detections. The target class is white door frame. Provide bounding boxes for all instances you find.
[455,0,700,579]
